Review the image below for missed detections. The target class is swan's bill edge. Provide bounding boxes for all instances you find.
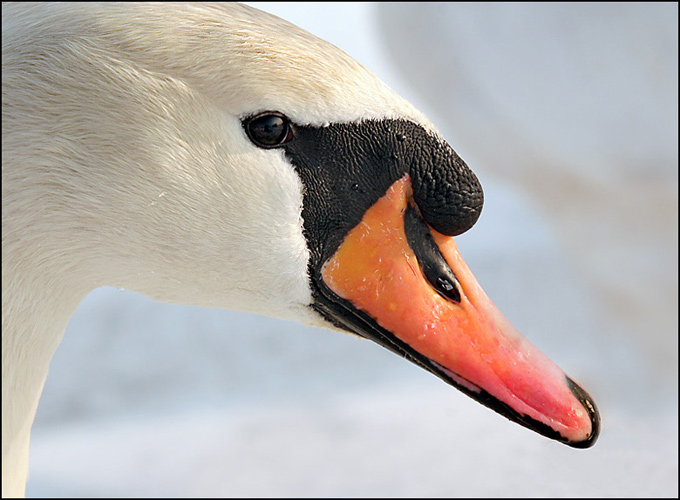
[313,176,600,448]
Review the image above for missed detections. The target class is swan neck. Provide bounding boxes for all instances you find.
[2,270,85,498]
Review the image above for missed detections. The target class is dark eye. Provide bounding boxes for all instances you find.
[244,112,294,148]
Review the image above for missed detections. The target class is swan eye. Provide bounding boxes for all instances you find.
[244,112,294,148]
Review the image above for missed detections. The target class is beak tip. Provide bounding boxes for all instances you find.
[565,376,601,449]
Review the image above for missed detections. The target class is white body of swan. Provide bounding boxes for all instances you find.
[2,3,599,497]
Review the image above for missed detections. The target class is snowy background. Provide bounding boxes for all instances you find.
[26,3,677,497]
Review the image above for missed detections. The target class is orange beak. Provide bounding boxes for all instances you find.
[318,175,599,447]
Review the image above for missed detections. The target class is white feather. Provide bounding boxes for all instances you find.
[2,3,439,496]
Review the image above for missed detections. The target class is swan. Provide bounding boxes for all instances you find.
[2,3,600,497]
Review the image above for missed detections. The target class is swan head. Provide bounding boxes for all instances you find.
[2,2,599,474]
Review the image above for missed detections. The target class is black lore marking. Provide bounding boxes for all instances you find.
[404,204,461,303]
[279,118,484,272]
[264,116,600,449]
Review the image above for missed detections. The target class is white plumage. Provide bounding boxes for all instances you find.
[2,3,436,496]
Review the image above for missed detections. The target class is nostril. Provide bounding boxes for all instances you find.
[403,203,461,303]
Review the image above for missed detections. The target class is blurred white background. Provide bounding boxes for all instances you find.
[26,3,677,497]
